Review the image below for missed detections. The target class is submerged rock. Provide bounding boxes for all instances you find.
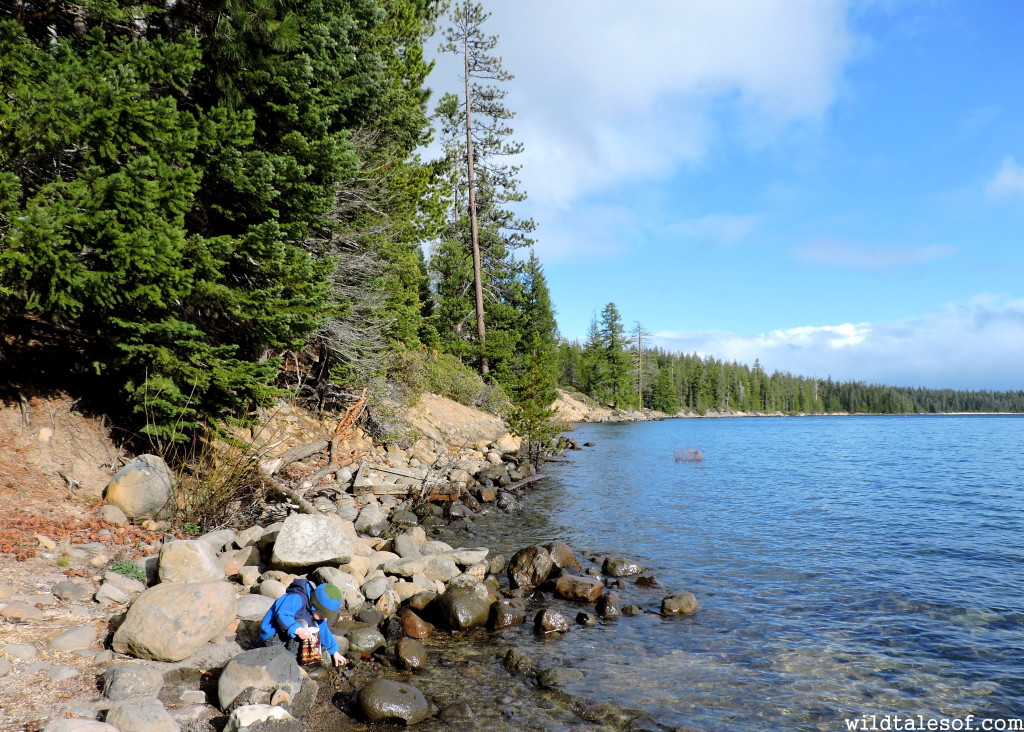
[661,591,699,616]
[534,608,571,634]
[553,575,603,603]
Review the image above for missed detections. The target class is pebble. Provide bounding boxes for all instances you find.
[52,581,94,603]
[0,658,11,677]
[49,625,97,652]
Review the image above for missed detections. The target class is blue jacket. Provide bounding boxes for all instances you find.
[258,579,340,656]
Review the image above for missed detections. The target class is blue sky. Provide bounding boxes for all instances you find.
[426,1,1024,390]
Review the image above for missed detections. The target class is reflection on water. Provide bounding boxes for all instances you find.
[469,416,1024,730]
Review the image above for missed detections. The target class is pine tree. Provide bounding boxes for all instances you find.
[431,0,534,374]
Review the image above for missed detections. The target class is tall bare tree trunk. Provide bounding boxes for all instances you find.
[463,37,488,375]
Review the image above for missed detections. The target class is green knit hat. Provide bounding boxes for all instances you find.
[311,583,342,625]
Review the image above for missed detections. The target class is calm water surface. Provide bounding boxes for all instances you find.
[471,415,1024,730]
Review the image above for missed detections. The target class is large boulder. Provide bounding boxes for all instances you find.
[158,540,225,584]
[357,679,430,725]
[218,646,305,712]
[103,454,174,521]
[270,514,353,570]
[507,546,553,591]
[437,580,491,630]
[112,582,237,662]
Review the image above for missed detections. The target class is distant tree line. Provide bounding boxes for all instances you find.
[560,303,1024,415]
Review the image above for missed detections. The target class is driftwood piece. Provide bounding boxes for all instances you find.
[257,468,322,515]
[259,440,330,476]
[504,474,546,492]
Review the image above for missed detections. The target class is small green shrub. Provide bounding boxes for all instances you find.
[387,349,509,416]
[109,559,147,583]
[56,554,73,568]
[181,522,201,536]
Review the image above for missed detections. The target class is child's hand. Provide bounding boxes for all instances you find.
[332,651,348,667]
[294,626,312,641]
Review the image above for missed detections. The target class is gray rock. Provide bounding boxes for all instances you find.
[53,580,94,603]
[392,534,421,559]
[360,576,389,601]
[437,580,492,630]
[421,555,460,582]
[42,721,119,732]
[217,646,304,712]
[98,504,128,524]
[103,662,166,700]
[448,547,489,567]
[236,593,275,621]
[95,582,130,605]
[537,667,585,689]
[258,579,287,599]
[103,454,174,520]
[105,696,180,732]
[93,650,115,666]
[47,664,80,681]
[197,528,236,553]
[158,540,226,584]
[0,601,44,621]
[238,566,262,587]
[354,503,389,537]
[233,526,264,549]
[357,679,430,725]
[4,642,38,660]
[661,591,699,616]
[383,557,424,578]
[0,658,11,677]
[345,628,385,654]
[112,581,237,662]
[49,625,97,652]
[546,542,582,572]
[576,611,598,627]
[391,510,419,527]
[602,556,644,577]
[507,545,554,591]
[270,513,353,569]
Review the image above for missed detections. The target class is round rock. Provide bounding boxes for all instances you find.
[104,696,179,732]
[661,591,699,616]
[358,679,430,725]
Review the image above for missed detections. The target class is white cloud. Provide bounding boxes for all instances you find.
[986,156,1024,200]
[672,214,759,243]
[652,296,1024,390]
[792,239,957,270]
[431,0,857,211]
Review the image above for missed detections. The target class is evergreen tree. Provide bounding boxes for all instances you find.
[597,303,634,409]
[505,252,560,457]
[431,0,534,374]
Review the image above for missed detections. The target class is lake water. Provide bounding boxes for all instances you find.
[471,415,1024,730]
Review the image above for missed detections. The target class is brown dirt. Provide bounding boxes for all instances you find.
[0,396,154,731]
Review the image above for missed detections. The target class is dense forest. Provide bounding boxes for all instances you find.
[559,302,1024,415]
[1,1,1019,454]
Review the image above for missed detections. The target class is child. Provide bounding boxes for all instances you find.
[258,579,348,667]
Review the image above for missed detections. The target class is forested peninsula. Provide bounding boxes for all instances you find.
[2,0,1020,456]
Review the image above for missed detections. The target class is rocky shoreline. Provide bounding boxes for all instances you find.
[0,397,702,732]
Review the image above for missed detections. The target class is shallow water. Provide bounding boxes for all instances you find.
[467,415,1024,730]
